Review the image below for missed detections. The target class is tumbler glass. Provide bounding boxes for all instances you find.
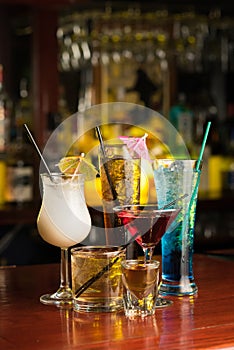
[99,143,141,249]
[71,246,125,312]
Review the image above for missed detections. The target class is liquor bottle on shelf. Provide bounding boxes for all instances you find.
[220,102,234,193]
[5,79,34,206]
[0,64,12,154]
[0,153,6,205]
[204,105,225,198]
[5,123,34,206]
[0,64,13,205]
[169,92,195,153]
[14,78,33,129]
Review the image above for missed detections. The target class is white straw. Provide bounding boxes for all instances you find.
[24,124,53,180]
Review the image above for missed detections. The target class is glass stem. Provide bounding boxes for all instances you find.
[144,247,154,263]
[60,248,70,290]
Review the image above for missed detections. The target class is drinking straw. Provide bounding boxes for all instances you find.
[162,193,188,209]
[95,126,118,201]
[75,232,138,298]
[180,121,211,293]
[24,123,53,181]
[196,121,211,171]
[187,121,211,216]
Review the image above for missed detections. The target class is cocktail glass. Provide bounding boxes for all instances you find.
[37,173,91,306]
[114,204,180,307]
[114,204,180,263]
[153,159,201,296]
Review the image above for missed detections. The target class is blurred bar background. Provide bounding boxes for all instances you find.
[0,0,234,265]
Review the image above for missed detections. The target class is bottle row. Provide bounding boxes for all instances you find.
[0,64,34,206]
[57,8,234,74]
[1,56,234,207]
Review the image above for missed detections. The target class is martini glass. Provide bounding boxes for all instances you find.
[114,204,180,262]
[37,173,91,307]
[114,204,180,307]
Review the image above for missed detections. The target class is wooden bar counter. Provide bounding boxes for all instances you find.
[0,254,234,349]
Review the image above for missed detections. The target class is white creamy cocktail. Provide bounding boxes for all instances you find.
[37,173,91,306]
[38,173,91,247]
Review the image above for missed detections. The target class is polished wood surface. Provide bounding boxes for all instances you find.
[0,254,234,350]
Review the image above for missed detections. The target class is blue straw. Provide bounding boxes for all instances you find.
[180,121,211,292]
[191,121,212,207]
[196,121,211,171]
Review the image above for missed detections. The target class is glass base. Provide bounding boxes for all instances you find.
[155,297,173,308]
[40,287,73,307]
[160,279,198,296]
[73,298,123,313]
[124,308,155,318]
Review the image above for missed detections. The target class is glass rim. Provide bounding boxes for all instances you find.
[40,173,86,182]
[98,143,141,160]
[154,159,199,164]
[41,172,85,177]
[113,204,180,213]
[153,158,202,171]
[154,158,197,160]
[40,172,86,186]
[121,259,160,269]
[71,245,125,254]
[99,138,143,148]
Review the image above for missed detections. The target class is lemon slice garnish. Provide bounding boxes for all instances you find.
[57,156,98,181]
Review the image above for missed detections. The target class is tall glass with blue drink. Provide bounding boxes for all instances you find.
[153,159,201,296]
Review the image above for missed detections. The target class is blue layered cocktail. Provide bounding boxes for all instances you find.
[153,159,201,296]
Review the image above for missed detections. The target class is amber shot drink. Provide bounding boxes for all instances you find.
[99,143,141,246]
[122,260,160,318]
[71,246,125,312]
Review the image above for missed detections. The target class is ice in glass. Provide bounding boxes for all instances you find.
[99,143,141,247]
[71,246,125,312]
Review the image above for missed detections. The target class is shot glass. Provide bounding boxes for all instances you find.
[121,259,160,318]
[71,246,125,312]
[99,143,141,251]
[153,159,202,296]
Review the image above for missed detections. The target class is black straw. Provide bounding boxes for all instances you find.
[95,126,118,201]
[75,231,140,298]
